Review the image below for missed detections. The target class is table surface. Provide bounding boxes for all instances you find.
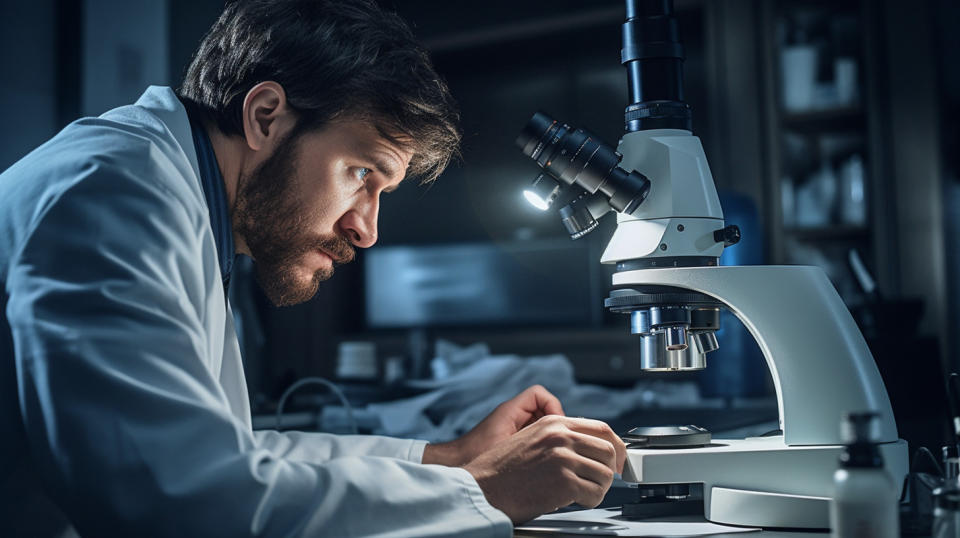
[514,529,826,536]
[512,513,829,537]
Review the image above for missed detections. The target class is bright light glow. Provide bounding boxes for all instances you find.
[523,189,550,210]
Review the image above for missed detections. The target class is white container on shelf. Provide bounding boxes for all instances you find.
[795,162,837,227]
[839,154,866,226]
[834,57,859,107]
[781,176,796,227]
[781,45,818,112]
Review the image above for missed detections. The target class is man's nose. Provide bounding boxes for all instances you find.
[341,199,379,248]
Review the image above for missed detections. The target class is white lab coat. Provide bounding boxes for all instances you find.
[0,87,512,537]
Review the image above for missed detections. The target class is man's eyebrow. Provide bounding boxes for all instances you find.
[367,152,402,181]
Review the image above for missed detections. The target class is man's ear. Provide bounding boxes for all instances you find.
[241,81,296,151]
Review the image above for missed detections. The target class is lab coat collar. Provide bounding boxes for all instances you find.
[133,86,235,288]
[133,86,202,181]
[186,108,235,288]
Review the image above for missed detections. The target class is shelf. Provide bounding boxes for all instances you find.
[776,0,860,14]
[781,107,866,133]
[783,225,869,241]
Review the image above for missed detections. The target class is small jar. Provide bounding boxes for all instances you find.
[933,484,960,538]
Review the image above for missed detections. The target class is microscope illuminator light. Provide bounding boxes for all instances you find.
[523,173,561,211]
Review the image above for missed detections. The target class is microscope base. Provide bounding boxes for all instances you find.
[622,435,908,528]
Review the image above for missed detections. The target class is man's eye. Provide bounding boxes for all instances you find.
[354,167,372,182]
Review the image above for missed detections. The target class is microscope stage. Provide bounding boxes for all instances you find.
[622,435,908,528]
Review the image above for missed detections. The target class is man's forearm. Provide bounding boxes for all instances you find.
[421,440,465,466]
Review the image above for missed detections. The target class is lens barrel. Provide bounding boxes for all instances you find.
[622,0,692,132]
[516,112,651,218]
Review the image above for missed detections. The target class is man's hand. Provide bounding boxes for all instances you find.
[423,385,565,467]
[463,415,627,524]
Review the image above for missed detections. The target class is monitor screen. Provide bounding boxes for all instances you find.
[364,240,597,328]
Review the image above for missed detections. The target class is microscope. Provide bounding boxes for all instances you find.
[515,0,907,529]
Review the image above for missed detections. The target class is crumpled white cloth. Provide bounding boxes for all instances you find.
[364,341,699,442]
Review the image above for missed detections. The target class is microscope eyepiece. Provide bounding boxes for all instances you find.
[516,111,652,238]
[516,111,559,161]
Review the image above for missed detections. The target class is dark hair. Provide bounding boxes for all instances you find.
[178,0,460,183]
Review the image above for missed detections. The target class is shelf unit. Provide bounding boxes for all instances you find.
[759,0,891,306]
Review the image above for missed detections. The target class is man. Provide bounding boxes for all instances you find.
[0,1,626,536]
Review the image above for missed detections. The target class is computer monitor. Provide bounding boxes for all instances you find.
[364,240,600,328]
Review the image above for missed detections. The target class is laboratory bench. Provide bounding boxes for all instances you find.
[513,519,830,537]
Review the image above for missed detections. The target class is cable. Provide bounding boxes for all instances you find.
[275,376,357,434]
[911,446,944,476]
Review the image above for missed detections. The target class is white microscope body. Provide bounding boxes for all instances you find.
[606,127,908,529]
[513,0,906,527]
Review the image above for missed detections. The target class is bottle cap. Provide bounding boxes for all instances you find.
[935,485,960,512]
[946,457,960,480]
[840,411,880,444]
[838,412,884,468]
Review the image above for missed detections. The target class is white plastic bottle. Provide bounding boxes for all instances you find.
[933,483,960,538]
[933,452,960,538]
[830,412,899,538]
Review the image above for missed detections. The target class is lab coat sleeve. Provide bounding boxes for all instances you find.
[6,160,512,537]
[253,430,429,464]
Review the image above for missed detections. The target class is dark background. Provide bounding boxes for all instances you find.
[1,0,956,450]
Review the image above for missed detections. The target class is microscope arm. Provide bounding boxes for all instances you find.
[613,265,899,446]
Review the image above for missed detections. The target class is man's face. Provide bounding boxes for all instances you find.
[233,120,412,306]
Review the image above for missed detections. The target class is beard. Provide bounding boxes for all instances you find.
[233,133,355,306]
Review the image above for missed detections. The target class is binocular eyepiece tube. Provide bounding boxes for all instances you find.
[515,112,652,239]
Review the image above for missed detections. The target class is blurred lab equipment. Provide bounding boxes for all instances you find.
[780,176,796,227]
[847,248,946,453]
[382,356,405,385]
[834,57,859,106]
[336,341,377,381]
[795,161,837,227]
[935,375,960,537]
[275,376,357,434]
[364,340,700,443]
[365,240,594,329]
[934,482,960,538]
[780,20,860,111]
[781,44,818,112]
[838,154,866,226]
[897,372,960,535]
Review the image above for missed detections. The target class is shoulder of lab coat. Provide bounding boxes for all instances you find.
[1,87,512,537]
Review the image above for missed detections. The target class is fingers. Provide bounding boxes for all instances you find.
[566,431,618,473]
[508,385,565,430]
[558,417,627,474]
[561,445,615,486]
[572,473,612,508]
[517,384,564,418]
[557,454,614,508]
[464,413,621,522]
